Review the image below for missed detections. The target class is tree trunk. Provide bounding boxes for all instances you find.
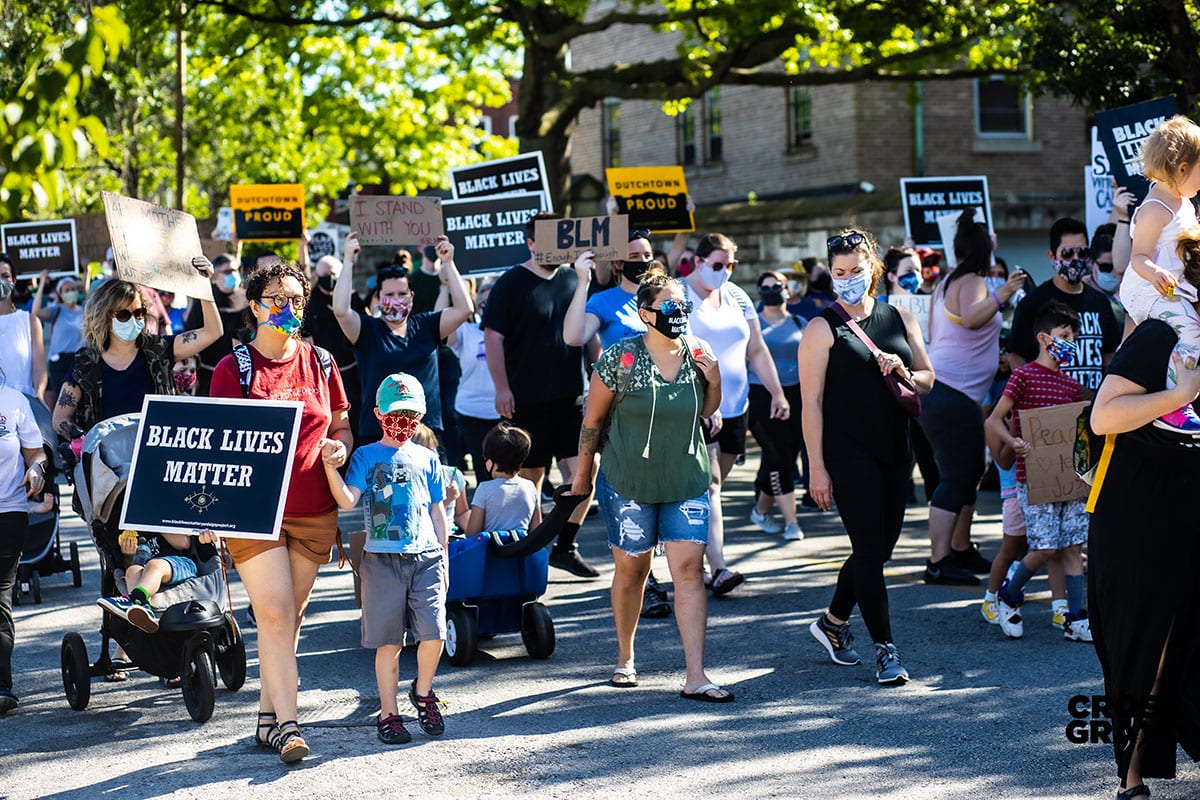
[514,37,580,214]
[1157,0,1200,108]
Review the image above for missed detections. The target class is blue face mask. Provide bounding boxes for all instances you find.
[897,272,920,293]
[112,316,145,342]
[832,271,871,305]
[1096,270,1119,293]
[1045,336,1077,366]
[222,272,240,291]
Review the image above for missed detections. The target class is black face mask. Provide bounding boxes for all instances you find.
[648,308,688,339]
[316,274,334,293]
[623,259,652,284]
[759,285,785,306]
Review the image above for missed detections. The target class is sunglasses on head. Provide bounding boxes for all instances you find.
[827,232,867,252]
[1059,246,1094,260]
[647,299,694,316]
[378,265,409,280]
[629,228,651,242]
[112,307,147,322]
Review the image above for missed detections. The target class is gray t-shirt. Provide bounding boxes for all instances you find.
[470,476,537,531]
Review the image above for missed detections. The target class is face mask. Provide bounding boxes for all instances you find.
[0,280,12,302]
[984,276,1006,294]
[173,371,197,394]
[379,296,411,322]
[897,272,920,294]
[622,259,652,284]
[380,412,421,444]
[221,272,241,291]
[759,285,785,306]
[832,271,871,305]
[316,274,334,293]
[647,308,688,339]
[1045,336,1077,366]
[921,266,940,282]
[112,316,146,342]
[1054,258,1089,284]
[255,301,302,337]
[698,264,729,291]
[1096,269,1119,292]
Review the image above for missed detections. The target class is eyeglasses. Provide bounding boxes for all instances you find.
[647,299,694,315]
[378,265,409,280]
[112,307,147,322]
[1059,247,1094,260]
[1097,259,1114,273]
[260,293,306,311]
[701,257,737,270]
[758,284,784,294]
[629,228,651,241]
[827,232,866,252]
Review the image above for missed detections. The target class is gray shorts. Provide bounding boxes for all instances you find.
[1016,484,1088,551]
[360,549,448,648]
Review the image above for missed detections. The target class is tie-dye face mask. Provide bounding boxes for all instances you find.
[256,300,302,337]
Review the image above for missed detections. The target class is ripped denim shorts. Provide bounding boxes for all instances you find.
[595,470,710,555]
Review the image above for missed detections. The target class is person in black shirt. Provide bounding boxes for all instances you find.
[483,212,598,579]
[304,254,365,440]
[186,254,246,396]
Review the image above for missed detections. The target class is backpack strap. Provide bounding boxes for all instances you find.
[313,345,333,383]
[612,337,639,405]
[232,344,254,400]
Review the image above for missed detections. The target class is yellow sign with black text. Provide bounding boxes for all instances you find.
[605,166,693,234]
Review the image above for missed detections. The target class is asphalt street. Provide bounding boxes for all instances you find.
[2,461,1196,800]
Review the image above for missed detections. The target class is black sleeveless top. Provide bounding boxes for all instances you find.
[819,302,912,465]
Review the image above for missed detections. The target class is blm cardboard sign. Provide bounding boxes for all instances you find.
[1022,401,1090,506]
[532,215,629,267]
[605,166,693,233]
[0,219,79,279]
[450,152,553,209]
[1094,97,1178,203]
[442,192,547,274]
[900,176,993,247]
[101,192,212,299]
[119,396,303,540]
[887,294,932,343]
[349,195,444,247]
[230,183,305,240]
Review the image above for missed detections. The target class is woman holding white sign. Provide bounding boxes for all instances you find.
[208,260,352,764]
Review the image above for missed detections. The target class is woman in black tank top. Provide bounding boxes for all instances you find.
[798,228,935,685]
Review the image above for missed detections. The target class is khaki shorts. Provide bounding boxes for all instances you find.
[225,509,340,567]
[360,549,448,648]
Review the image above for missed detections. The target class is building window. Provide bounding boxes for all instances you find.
[603,98,621,168]
[787,85,813,149]
[976,77,1030,137]
[679,104,696,165]
[705,88,723,162]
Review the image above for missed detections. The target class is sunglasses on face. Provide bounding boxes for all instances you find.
[1097,260,1114,273]
[1058,246,1093,260]
[827,232,867,252]
[701,257,737,270]
[648,299,694,315]
[378,265,409,280]
[259,293,306,311]
[112,307,147,322]
[758,284,784,294]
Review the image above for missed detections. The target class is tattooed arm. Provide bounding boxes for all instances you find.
[570,371,614,495]
[52,382,83,440]
[172,256,224,361]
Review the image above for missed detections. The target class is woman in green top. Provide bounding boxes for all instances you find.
[571,266,731,701]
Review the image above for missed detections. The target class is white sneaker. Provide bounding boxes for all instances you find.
[1051,601,1068,629]
[750,509,784,534]
[996,595,1023,639]
[782,522,804,541]
[1063,613,1093,642]
[981,598,1000,625]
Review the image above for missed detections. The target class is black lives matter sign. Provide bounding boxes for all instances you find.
[450,152,553,209]
[119,396,303,540]
[441,192,547,275]
[1094,97,1179,203]
[0,219,79,279]
[899,176,993,247]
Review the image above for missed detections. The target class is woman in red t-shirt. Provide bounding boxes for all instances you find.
[206,261,352,763]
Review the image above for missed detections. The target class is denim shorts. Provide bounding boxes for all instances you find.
[595,470,709,555]
[159,555,198,587]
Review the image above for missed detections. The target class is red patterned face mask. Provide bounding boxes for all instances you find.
[379,412,421,444]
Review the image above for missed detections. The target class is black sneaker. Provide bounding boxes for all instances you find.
[377,713,412,744]
[923,558,980,586]
[549,545,600,578]
[809,614,862,665]
[0,687,19,714]
[640,574,672,619]
[949,543,992,575]
[408,682,445,736]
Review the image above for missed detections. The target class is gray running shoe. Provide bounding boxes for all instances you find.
[809,615,862,666]
[874,643,910,685]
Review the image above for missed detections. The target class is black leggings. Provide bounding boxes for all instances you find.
[748,383,806,496]
[0,511,27,690]
[919,381,984,514]
[827,456,908,644]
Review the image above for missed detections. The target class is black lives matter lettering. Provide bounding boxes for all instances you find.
[1065,311,1107,390]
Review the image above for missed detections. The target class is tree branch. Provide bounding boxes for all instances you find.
[187,0,499,31]
[539,7,712,49]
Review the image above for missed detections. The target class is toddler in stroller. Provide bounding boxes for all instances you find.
[98,531,200,633]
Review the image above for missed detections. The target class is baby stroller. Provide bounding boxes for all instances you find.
[444,487,587,666]
[11,393,81,605]
[58,414,246,723]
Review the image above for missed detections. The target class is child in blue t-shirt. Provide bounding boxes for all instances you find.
[324,373,447,745]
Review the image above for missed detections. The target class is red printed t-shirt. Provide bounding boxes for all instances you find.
[210,343,349,517]
[1002,360,1084,484]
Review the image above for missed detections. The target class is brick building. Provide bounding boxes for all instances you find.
[568,21,1093,281]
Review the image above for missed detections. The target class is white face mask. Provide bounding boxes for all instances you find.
[832,271,871,305]
[699,264,729,291]
[112,316,146,342]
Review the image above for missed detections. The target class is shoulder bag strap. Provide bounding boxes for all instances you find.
[828,303,882,357]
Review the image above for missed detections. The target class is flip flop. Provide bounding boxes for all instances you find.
[104,670,128,683]
[680,683,734,703]
[709,569,744,597]
[610,667,638,688]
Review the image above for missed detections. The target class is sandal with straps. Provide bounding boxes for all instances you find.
[255,712,277,748]
[274,720,309,764]
[1116,786,1149,800]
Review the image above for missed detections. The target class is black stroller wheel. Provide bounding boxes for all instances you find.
[216,615,246,692]
[30,572,41,604]
[444,605,477,666]
[521,602,555,659]
[61,633,91,710]
[181,648,216,723]
[70,542,82,588]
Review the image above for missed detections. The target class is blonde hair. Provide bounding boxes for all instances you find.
[1140,116,1200,187]
[411,423,439,451]
[82,279,147,352]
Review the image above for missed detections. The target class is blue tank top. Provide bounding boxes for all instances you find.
[749,313,804,387]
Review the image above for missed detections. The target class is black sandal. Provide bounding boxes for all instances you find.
[255,712,277,748]
[1117,785,1149,799]
[274,720,309,764]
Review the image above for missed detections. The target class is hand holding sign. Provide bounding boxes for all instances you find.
[434,235,454,265]
[533,215,629,267]
[574,250,596,283]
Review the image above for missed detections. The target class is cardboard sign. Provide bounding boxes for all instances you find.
[450,152,553,210]
[532,215,629,267]
[119,395,303,540]
[1022,401,1090,506]
[229,183,305,240]
[887,294,931,343]
[349,195,444,247]
[441,192,547,274]
[0,219,79,279]
[101,192,212,299]
[1086,127,1116,235]
[900,176,993,247]
[605,166,693,233]
[1094,97,1178,204]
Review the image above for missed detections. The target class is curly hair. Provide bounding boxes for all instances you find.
[240,260,310,337]
[82,279,147,352]
[1177,225,1200,290]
